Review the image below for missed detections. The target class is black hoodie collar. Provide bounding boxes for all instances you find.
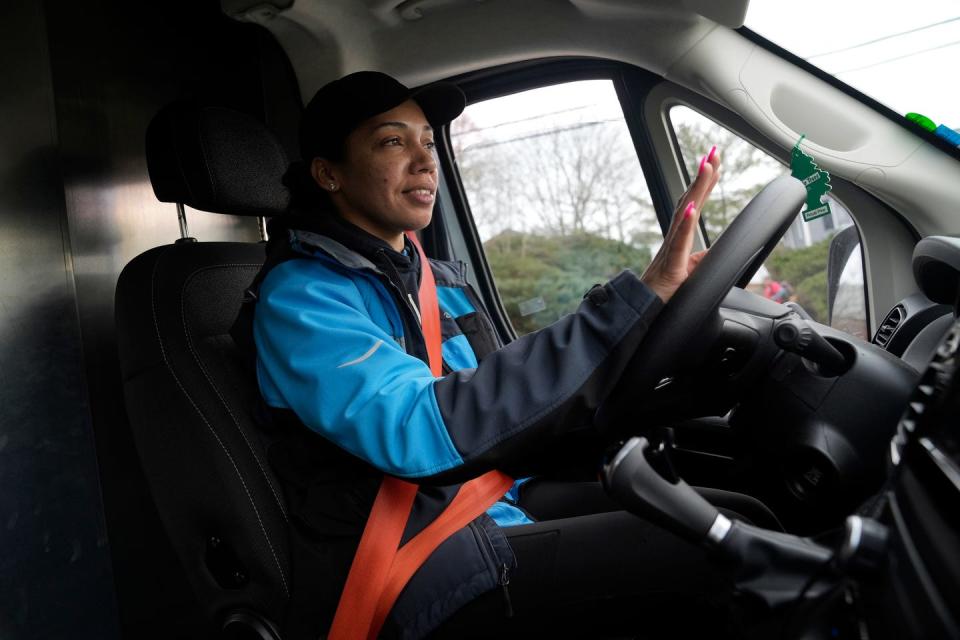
[267,209,419,274]
[266,208,424,310]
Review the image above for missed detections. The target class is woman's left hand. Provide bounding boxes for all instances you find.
[640,146,721,303]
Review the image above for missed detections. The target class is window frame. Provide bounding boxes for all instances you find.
[429,56,915,340]
[664,98,857,286]
[642,81,924,336]
[432,57,667,342]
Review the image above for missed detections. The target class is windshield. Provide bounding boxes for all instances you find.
[745,0,959,139]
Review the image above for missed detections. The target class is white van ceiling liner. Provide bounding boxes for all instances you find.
[222,0,725,97]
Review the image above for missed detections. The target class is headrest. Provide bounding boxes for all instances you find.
[146,103,290,217]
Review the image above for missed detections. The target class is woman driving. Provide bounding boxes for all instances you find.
[249,70,743,639]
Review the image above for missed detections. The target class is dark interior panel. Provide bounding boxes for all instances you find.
[0,1,300,637]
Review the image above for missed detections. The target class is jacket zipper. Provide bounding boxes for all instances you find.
[471,521,515,619]
[499,563,514,618]
[377,248,452,374]
[377,249,423,324]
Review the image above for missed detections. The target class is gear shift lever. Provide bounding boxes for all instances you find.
[602,436,724,544]
[603,437,836,607]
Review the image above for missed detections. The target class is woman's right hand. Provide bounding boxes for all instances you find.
[640,147,721,303]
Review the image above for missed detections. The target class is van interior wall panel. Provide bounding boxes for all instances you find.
[0,1,121,638]
[1,0,298,637]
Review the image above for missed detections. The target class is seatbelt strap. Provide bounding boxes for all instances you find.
[406,231,445,378]
[369,470,514,634]
[328,231,513,640]
[326,476,418,640]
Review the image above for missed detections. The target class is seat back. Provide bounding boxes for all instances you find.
[115,103,292,632]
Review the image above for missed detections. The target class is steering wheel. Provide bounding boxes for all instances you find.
[599,175,807,424]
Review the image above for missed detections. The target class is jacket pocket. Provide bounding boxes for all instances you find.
[456,311,499,362]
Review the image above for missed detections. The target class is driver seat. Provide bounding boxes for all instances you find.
[115,102,292,638]
[115,102,787,640]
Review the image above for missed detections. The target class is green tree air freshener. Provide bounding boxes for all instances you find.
[790,134,832,222]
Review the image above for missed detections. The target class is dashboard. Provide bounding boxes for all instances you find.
[854,236,960,638]
[873,236,959,371]
[859,316,960,639]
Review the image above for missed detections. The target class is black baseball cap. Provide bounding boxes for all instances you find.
[299,71,466,161]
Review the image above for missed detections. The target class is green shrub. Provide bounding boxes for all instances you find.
[765,236,832,323]
[485,231,651,334]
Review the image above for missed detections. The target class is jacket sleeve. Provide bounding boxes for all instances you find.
[254,259,662,483]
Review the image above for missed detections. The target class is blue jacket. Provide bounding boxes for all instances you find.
[251,217,662,639]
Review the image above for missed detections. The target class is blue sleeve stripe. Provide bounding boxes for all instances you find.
[436,286,476,318]
[254,259,465,478]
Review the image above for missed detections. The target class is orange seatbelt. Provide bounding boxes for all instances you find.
[407,231,445,379]
[327,231,513,640]
[327,476,419,640]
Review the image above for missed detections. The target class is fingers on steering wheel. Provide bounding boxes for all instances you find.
[688,158,716,213]
[668,164,711,245]
[687,249,708,274]
[706,146,721,192]
[677,147,720,215]
[664,148,719,256]
[665,202,700,273]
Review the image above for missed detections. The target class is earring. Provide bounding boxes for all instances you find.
[329,183,338,192]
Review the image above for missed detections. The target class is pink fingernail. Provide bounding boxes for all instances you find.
[707,145,717,162]
[698,155,706,174]
[684,201,696,219]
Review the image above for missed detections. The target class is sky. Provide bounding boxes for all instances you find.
[452,82,627,153]
[746,0,959,129]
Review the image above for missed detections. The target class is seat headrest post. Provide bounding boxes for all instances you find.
[257,216,268,242]
[175,202,197,244]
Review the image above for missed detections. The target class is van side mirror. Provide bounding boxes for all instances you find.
[827,225,860,325]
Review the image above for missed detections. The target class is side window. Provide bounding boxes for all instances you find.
[451,80,659,335]
[668,106,869,340]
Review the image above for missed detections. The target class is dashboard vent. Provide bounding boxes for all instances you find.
[874,304,906,348]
